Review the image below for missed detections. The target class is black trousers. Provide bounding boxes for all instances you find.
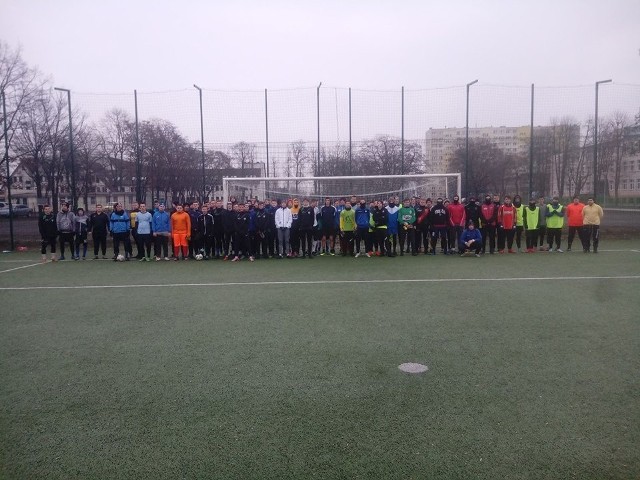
[375,228,388,255]
[299,228,313,256]
[481,226,496,253]
[75,234,88,257]
[154,234,169,258]
[547,228,562,249]
[499,228,515,250]
[342,231,354,255]
[355,227,370,253]
[137,233,153,258]
[213,231,224,256]
[399,228,416,254]
[59,232,74,257]
[459,241,482,254]
[583,225,600,251]
[496,226,505,251]
[223,231,234,256]
[449,226,463,251]
[515,226,524,249]
[525,229,538,249]
[92,232,107,256]
[538,226,547,247]
[431,227,448,253]
[234,232,250,257]
[567,226,584,249]
[112,232,132,257]
[41,236,57,254]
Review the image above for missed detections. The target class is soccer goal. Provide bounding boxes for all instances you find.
[222,173,461,204]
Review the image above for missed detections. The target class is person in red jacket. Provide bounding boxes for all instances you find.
[447,195,466,253]
[497,195,517,253]
[480,195,498,254]
[565,196,585,252]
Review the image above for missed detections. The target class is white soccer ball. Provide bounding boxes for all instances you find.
[116,254,125,262]
[195,254,204,261]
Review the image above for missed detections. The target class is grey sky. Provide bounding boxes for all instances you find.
[2,0,639,91]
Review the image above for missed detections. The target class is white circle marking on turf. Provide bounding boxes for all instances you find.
[398,363,429,374]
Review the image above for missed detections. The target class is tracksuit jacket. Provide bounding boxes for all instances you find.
[152,211,171,234]
[385,205,400,234]
[355,206,371,229]
[110,211,130,234]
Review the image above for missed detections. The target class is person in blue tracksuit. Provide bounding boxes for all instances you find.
[459,220,483,257]
[354,200,371,257]
[110,203,132,260]
[152,203,171,260]
[385,199,400,257]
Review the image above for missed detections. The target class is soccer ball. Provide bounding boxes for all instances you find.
[116,254,125,262]
[195,254,204,261]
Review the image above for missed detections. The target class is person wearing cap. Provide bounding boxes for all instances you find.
[582,197,604,253]
[56,202,75,260]
[459,220,482,257]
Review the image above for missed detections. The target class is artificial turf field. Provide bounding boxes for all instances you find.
[1,241,639,479]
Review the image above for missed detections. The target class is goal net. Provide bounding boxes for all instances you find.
[222,174,461,204]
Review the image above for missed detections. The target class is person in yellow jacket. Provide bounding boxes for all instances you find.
[582,197,604,253]
[523,199,540,253]
[545,197,565,252]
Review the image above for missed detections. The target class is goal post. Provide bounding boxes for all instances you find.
[222,173,461,204]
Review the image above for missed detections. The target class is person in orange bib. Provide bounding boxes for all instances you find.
[170,204,192,261]
[565,196,585,252]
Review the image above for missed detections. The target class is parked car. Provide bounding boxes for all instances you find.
[0,204,32,217]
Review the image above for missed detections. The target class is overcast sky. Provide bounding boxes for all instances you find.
[1,0,639,146]
[2,0,639,91]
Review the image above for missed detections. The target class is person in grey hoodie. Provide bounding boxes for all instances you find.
[73,208,89,260]
[56,202,75,260]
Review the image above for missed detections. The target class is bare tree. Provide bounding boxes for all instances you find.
[97,108,134,193]
[231,141,256,171]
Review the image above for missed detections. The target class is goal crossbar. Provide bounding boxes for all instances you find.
[222,173,461,204]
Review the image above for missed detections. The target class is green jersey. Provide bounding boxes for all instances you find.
[340,208,356,232]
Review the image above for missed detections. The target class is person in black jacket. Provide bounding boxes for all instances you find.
[222,203,236,260]
[429,198,450,255]
[254,201,270,259]
[232,204,251,262]
[464,197,481,230]
[197,205,215,258]
[211,201,225,259]
[89,204,110,259]
[371,201,389,256]
[298,198,316,258]
[38,204,58,262]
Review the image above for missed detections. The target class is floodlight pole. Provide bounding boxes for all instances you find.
[133,89,142,202]
[316,82,322,176]
[594,79,612,200]
[529,83,534,199]
[264,88,269,178]
[2,89,15,250]
[54,87,76,208]
[465,79,478,197]
[348,87,352,176]
[194,84,206,201]
[401,86,405,175]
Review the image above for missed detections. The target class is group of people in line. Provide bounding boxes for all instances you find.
[36,193,604,262]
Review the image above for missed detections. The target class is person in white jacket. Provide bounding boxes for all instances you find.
[274,199,293,258]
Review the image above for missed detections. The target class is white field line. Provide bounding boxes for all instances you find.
[0,260,40,263]
[0,262,45,275]
[1,275,639,291]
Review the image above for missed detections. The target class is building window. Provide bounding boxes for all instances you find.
[622,180,627,190]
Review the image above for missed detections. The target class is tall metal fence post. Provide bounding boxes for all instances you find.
[264,88,269,178]
[54,87,76,207]
[465,79,478,197]
[594,79,612,200]
[317,82,322,176]
[401,86,405,175]
[348,87,352,176]
[194,85,206,201]
[529,83,534,198]
[2,89,15,250]
[134,90,142,202]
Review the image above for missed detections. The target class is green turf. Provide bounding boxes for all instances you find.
[1,242,639,479]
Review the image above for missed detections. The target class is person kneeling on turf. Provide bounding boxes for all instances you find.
[459,221,482,257]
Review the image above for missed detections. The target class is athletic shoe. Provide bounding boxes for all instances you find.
[102,256,108,259]
[94,255,99,260]
[508,249,516,254]
[566,248,571,252]
[249,256,255,262]
[498,250,505,254]
[155,257,161,261]
[59,256,65,261]
[278,254,284,259]
[173,257,179,261]
[548,248,554,252]
[51,257,58,262]
[556,248,564,253]
[223,255,229,261]
[320,252,325,256]
[164,257,170,261]
[365,253,371,258]
[355,252,360,258]
[475,254,481,257]
[231,256,240,262]
[139,257,146,262]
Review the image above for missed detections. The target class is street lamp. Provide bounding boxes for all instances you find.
[54,87,76,208]
[317,82,322,176]
[194,84,206,202]
[465,79,478,197]
[594,79,612,200]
